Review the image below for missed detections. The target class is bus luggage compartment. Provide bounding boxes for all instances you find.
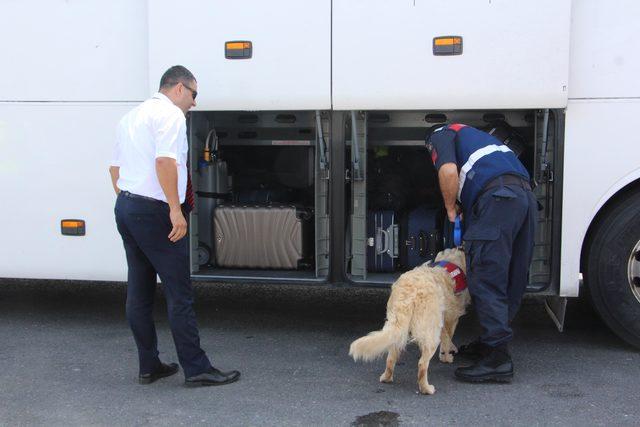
[188,111,330,284]
[346,110,556,291]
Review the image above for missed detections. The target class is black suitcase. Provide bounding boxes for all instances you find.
[366,210,399,272]
[213,204,312,269]
[484,121,525,158]
[401,205,442,268]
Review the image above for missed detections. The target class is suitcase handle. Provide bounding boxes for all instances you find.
[415,229,441,260]
[376,228,390,255]
[418,231,427,258]
[376,225,399,258]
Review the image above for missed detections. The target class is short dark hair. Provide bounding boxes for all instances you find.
[159,65,196,90]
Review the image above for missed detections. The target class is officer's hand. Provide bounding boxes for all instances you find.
[447,205,463,223]
[168,207,187,242]
[447,209,457,223]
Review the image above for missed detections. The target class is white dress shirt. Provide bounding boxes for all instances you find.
[111,92,188,203]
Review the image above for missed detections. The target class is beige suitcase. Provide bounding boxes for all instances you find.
[213,204,312,269]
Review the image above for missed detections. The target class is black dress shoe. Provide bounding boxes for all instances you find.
[139,362,179,384]
[456,339,491,360]
[455,346,513,383]
[185,367,241,387]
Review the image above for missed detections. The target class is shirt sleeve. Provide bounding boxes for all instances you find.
[426,127,457,171]
[154,109,186,162]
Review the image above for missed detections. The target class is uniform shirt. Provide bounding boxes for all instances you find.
[111,92,188,203]
[426,123,529,209]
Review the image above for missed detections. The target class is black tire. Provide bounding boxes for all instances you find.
[585,191,640,349]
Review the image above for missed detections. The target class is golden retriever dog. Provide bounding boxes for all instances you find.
[349,248,470,395]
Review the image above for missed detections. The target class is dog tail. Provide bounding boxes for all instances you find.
[349,309,412,362]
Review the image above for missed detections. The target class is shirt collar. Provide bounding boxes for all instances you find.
[152,92,172,104]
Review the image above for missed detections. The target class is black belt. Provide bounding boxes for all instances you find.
[119,191,191,214]
[120,191,166,204]
[483,174,531,192]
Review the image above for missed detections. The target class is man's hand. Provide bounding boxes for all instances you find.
[447,207,458,223]
[447,205,463,223]
[109,166,121,195]
[156,157,186,241]
[168,207,187,242]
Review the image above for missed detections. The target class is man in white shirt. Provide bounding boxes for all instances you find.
[109,65,240,387]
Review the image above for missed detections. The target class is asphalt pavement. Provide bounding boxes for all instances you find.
[0,279,638,426]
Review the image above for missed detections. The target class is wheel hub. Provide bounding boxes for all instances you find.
[626,241,640,304]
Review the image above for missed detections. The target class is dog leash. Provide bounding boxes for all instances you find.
[453,216,462,247]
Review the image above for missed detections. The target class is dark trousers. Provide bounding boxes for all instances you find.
[463,178,537,347]
[114,192,211,377]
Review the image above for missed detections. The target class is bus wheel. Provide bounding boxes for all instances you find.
[585,193,640,349]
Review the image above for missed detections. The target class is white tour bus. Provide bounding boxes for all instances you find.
[2,0,640,348]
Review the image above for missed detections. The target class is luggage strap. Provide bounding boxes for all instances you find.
[430,261,467,294]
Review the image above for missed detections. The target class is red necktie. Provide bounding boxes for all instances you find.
[185,162,195,213]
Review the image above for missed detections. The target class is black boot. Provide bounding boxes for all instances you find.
[456,339,491,361]
[454,345,513,383]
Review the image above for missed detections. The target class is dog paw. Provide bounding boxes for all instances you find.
[419,383,436,395]
[379,373,394,383]
[450,343,458,354]
[439,351,454,363]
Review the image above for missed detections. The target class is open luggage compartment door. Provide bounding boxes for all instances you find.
[148,0,331,111]
[315,112,331,278]
[332,0,571,110]
[349,112,367,279]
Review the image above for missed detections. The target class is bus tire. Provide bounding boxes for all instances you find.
[585,192,640,349]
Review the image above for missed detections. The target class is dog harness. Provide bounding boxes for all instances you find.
[431,261,467,294]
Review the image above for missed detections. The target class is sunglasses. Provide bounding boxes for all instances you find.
[182,82,198,100]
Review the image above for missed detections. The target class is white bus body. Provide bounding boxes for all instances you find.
[2,0,640,346]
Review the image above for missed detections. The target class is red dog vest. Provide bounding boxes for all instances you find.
[431,261,467,294]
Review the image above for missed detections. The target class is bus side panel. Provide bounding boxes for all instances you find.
[0,103,129,281]
[332,0,571,110]
[0,1,148,102]
[148,0,331,111]
[569,0,640,99]
[561,99,640,297]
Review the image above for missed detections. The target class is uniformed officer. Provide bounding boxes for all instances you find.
[426,123,537,382]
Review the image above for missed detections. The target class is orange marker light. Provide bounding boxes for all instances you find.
[225,41,253,59]
[433,36,463,56]
[434,37,462,46]
[61,219,86,236]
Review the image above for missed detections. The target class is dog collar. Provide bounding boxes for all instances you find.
[431,261,467,294]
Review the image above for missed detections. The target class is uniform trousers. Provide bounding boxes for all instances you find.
[114,191,212,377]
[463,175,537,347]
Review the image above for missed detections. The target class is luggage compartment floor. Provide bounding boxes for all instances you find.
[349,272,403,287]
[192,269,322,284]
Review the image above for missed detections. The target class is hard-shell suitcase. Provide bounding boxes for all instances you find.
[402,205,442,268]
[213,204,312,269]
[366,210,399,272]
